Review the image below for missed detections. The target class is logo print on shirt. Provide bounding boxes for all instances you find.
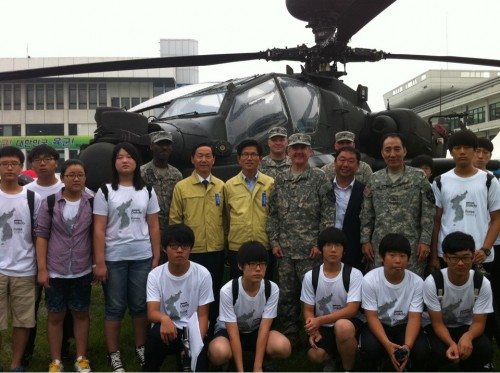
[116,199,132,229]
[0,208,15,242]
[318,293,333,314]
[442,299,462,325]
[450,191,467,222]
[165,290,182,320]
[239,309,255,330]
[65,216,77,234]
[378,298,397,316]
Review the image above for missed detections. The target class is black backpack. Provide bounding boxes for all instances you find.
[312,264,352,295]
[99,184,153,201]
[232,277,271,306]
[434,172,494,192]
[27,189,35,232]
[431,269,483,304]
[46,193,94,218]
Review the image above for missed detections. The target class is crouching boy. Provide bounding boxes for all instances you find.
[300,227,363,371]
[424,231,493,371]
[360,233,430,371]
[144,224,214,371]
[208,241,291,371]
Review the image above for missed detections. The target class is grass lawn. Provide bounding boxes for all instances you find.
[1,285,499,371]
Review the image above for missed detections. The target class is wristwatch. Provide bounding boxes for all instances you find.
[481,247,492,256]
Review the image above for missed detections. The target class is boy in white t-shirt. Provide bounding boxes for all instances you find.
[144,224,214,371]
[360,233,430,371]
[424,231,493,371]
[208,241,291,372]
[0,146,42,371]
[300,227,363,372]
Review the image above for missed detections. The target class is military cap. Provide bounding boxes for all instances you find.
[150,131,173,144]
[335,131,355,143]
[268,126,288,139]
[288,133,311,146]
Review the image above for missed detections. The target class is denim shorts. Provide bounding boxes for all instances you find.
[103,258,151,321]
[45,272,92,313]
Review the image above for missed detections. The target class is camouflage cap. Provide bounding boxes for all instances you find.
[288,133,311,146]
[150,131,173,144]
[268,126,288,139]
[335,131,355,143]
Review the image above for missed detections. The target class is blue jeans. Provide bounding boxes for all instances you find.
[103,258,151,321]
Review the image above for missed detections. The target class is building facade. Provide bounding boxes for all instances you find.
[383,69,500,139]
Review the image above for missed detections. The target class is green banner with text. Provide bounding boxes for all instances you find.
[0,136,92,150]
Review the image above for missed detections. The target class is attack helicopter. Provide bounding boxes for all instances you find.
[1,0,500,190]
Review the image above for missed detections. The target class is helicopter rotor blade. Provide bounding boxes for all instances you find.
[0,52,268,82]
[382,53,500,68]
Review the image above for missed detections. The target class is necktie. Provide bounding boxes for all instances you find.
[202,179,209,189]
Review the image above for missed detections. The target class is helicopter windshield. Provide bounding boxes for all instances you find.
[225,79,288,145]
[158,92,225,119]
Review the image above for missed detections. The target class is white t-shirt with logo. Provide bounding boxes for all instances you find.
[0,188,42,276]
[25,179,64,199]
[300,263,363,327]
[216,278,279,333]
[362,267,424,327]
[424,268,493,328]
[146,262,214,329]
[93,184,160,261]
[432,169,500,262]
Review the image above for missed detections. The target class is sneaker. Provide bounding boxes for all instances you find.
[135,345,145,368]
[323,358,335,372]
[108,351,125,372]
[74,356,91,373]
[48,360,63,372]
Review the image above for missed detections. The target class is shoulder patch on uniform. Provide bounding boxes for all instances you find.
[363,186,372,197]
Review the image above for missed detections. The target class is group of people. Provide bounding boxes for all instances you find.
[0,124,498,372]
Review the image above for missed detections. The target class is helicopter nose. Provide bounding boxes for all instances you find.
[157,122,186,164]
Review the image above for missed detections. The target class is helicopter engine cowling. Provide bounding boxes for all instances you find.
[359,109,433,160]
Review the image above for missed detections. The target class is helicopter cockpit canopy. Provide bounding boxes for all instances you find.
[158,92,225,119]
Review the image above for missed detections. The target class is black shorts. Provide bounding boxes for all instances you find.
[309,319,363,357]
[214,328,259,352]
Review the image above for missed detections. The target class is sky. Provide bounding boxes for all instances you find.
[2,0,499,111]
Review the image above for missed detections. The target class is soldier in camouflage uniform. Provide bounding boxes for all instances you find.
[360,133,435,277]
[266,133,336,346]
[321,131,372,185]
[140,131,182,258]
[259,126,291,179]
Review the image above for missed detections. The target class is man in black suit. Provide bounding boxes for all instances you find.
[330,146,365,272]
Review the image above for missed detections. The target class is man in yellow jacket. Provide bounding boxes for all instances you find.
[224,139,275,280]
[169,142,225,336]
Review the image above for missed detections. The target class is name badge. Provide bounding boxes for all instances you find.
[215,193,221,206]
[262,192,267,207]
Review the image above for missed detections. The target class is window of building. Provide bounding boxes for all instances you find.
[141,97,150,103]
[4,84,12,110]
[46,84,55,110]
[56,84,64,109]
[36,84,44,110]
[13,85,21,110]
[69,84,77,109]
[69,123,78,135]
[98,84,107,106]
[0,124,21,136]
[26,84,34,110]
[26,123,64,136]
[153,82,165,97]
[78,84,87,109]
[489,102,500,121]
[121,97,130,109]
[89,84,97,109]
[131,97,140,108]
[470,107,485,125]
[111,97,120,107]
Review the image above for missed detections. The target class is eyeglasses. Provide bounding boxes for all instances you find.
[0,161,22,167]
[65,173,86,180]
[247,262,267,269]
[167,243,191,250]
[32,157,55,164]
[240,153,260,159]
[446,255,473,264]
